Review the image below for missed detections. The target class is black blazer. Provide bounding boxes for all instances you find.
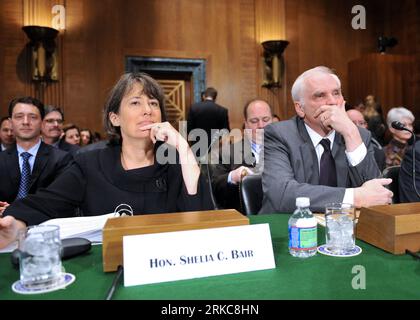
[399,141,420,202]
[210,139,256,212]
[58,139,80,156]
[0,142,73,203]
[187,100,230,146]
[4,144,213,226]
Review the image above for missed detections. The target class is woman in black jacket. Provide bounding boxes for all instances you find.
[0,72,213,248]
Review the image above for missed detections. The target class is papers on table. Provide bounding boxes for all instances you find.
[0,213,116,254]
[40,213,115,243]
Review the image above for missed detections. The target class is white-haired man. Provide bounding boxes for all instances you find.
[260,66,393,213]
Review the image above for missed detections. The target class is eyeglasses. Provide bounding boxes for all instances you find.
[44,119,64,124]
[353,120,367,127]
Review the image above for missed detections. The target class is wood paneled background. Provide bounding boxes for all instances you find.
[0,0,419,133]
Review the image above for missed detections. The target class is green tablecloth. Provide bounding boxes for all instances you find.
[1,214,419,300]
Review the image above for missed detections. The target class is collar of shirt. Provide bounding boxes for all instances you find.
[17,139,42,173]
[304,123,335,165]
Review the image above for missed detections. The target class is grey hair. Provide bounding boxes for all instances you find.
[291,66,341,103]
[386,107,415,128]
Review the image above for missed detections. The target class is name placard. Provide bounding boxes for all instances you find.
[123,223,275,287]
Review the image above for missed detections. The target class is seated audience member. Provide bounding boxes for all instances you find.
[41,105,80,156]
[92,131,103,143]
[272,114,280,122]
[80,128,93,146]
[364,94,386,146]
[0,72,213,249]
[0,97,73,214]
[383,107,414,168]
[62,123,81,146]
[187,87,230,147]
[210,99,273,212]
[347,109,385,171]
[399,140,420,203]
[0,117,15,151]
[260,66,392,213]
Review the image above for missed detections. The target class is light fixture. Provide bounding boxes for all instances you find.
[377,36,397,54]
[22,26,59,82]
[261,40,289,88]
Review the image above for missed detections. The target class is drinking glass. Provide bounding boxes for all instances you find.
[325,203,356,255]
[18,225,63,289]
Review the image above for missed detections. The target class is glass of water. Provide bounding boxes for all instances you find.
[325,203,356,255]
[18,225,63,289]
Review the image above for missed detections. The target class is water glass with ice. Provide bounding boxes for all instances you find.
[325,203,356,255]
[18,225,63,289]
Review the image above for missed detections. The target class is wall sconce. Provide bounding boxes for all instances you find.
[261,40,289,88]
[22,26,59,82]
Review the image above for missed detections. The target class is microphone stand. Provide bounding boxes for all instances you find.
[198,130,228,210]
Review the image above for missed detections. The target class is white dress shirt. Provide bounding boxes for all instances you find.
[304,124,367,205]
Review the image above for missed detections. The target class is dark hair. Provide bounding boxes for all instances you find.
[80,128,93,144]
[44,105,64,120]
[0,116,10,127]
[204,87,217,100]
[63,123,80,135]
[8,96,45,119]
[243,98,273,119]
[103,72,166,145]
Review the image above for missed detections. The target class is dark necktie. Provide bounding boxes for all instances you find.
[319,139,337,187]
[16,152,32,200]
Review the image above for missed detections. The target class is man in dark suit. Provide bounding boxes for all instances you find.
[41,105,80,156]
[399,140,420,202]
[260,66,393,213]
[0,117,15,151]
[0,97,72,214]
[187,87,230,148]
[347,109,386,171]
[210,99,273,212]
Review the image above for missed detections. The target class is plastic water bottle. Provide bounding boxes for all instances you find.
[288,197,317,258]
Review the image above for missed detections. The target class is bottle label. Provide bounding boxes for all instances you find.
[289,226,317,250]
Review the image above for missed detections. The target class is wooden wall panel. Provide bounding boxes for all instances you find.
[284,0,381,117]
[255,0,288,120]
[0,0,418,134]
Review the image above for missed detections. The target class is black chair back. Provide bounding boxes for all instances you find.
[382,165,400,204]
[239,175,263,215]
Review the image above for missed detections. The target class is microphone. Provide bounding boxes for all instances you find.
[199,129,230,210]
[391,121,420,199]
[391,121,410,132]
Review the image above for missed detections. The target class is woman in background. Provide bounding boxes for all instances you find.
[384,107,415,168]
[63,123,81,145]
[80,128,93,146]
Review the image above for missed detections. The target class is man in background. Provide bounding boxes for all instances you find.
[41,105,79,156]
[0,117,15,151]
[210,99,272,212]
[0,97,72,214]
[347,108,385,171]
[187,87,230,147]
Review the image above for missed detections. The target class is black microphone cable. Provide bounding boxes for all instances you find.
[391,121,420,199]
[105,265,123,300]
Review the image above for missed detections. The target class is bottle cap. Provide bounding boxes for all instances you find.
[296,197,310,207]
